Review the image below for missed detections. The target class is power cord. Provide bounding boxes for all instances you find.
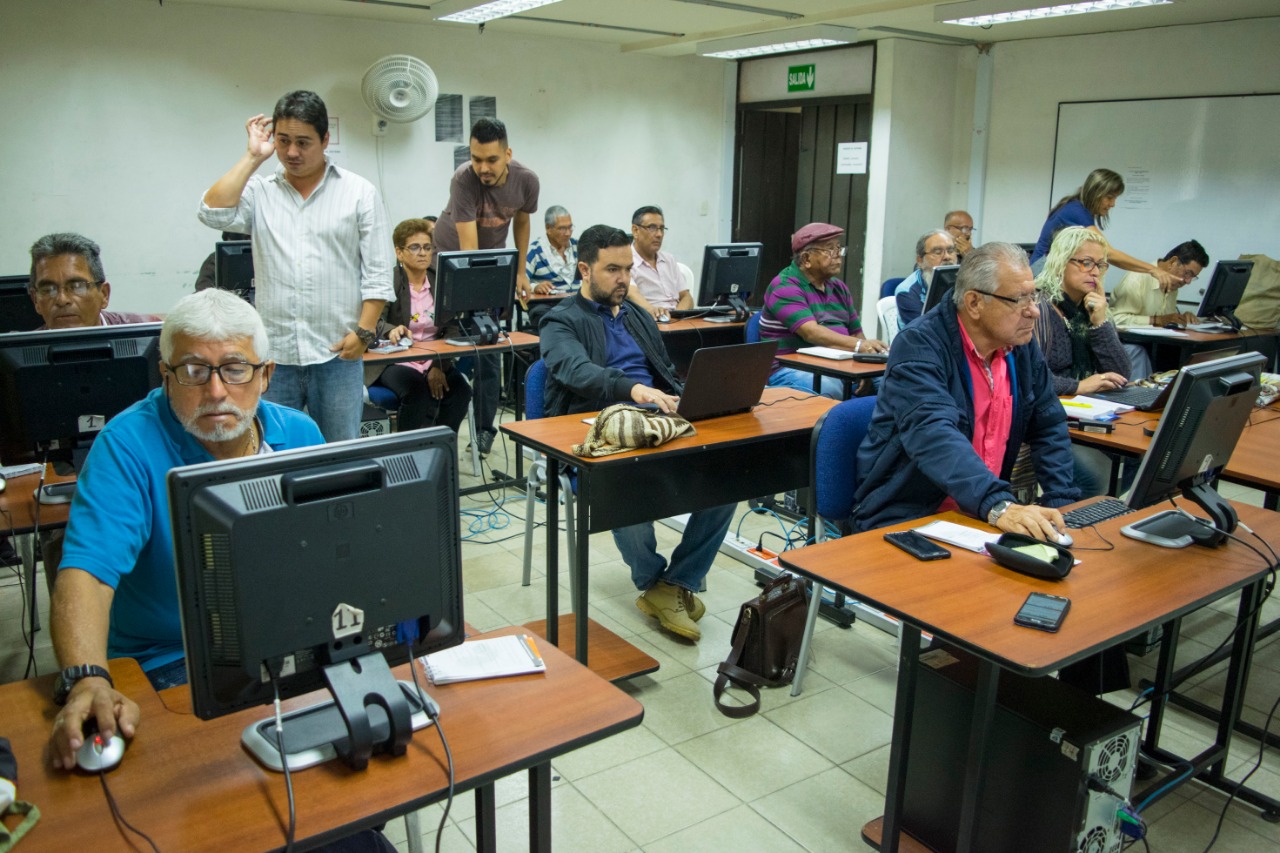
[408,659,454,853]
[1201,690,1280,852]
[267,667,297,853]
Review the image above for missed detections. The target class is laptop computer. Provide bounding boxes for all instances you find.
[1090,346,1242,411]
[674,340,778,421]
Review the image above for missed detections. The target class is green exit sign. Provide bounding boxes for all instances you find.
[788,63,815,92]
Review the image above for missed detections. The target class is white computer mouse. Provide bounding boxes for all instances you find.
[76,732,126,773]
[1053,529,1074,548]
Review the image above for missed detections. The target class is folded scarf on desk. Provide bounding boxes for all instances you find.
[572,404,695,457]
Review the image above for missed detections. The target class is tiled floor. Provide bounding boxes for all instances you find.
[4,415,1280,851]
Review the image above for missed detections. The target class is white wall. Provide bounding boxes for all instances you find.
[981,17,1280,250]
[0,0,730,313]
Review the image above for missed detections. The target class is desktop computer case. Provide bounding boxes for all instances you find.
[901,648,1140,853]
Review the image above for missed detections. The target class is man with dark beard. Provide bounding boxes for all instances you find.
[47,288,323,768]
[538,225,733,642]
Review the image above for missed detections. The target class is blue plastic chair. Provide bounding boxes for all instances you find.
[791,395,878,695]
[521,360,578,594]
[880,277,905,299]
[745,310,762,344]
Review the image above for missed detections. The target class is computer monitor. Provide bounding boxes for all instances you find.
[214,240,255,304]
[924,264,959,314]
[168,427,465,771]
[697,242,763,322]
[0,275,43,333]
[1194,259,1254,331]
[0,323,162,472]
[434,249,516,345]
[1121,351,1265,547]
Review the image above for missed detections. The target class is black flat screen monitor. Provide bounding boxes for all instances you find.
[435,249,516,345]
[697,243,763,322]
[924,265,959,314]
[0,275,43,333]
[1122,351,1264,547]
[169,427,465,771]
[214,240,255,304]
[0,323,162,470]
[1195,259,1254,331]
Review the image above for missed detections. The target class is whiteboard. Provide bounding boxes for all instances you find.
[1050,94,1280,305]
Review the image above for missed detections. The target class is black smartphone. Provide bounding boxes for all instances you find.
[1014,592,1071,632]
[884,530,951,561]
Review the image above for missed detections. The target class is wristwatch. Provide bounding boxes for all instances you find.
[986,500,1013,527]
[353,326,376,347]
[53,664,113,706]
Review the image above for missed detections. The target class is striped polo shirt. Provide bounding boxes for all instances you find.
[759,260,863,362]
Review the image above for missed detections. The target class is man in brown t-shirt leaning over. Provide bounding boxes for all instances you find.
[430,117,540,456]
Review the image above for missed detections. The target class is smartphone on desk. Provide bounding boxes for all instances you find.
[883,530,951,561]
[1014,592,1070,632]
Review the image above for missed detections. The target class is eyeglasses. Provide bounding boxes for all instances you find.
[1068,257,1110,273]
[808,245,846,258]
[984,291,1039,312]
[31,280,103,300]
[401,243,433,254]
[1173,261,1199,283]
[551,224,573,233]
[946,225,975,235]
[636,224,669,234]
[925,247,958,258]
[166,361,265,386]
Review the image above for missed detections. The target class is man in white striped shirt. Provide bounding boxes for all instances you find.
[198,90,393,442]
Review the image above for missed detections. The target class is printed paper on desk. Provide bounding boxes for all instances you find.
[1062,396,1133,418]
[420,634,547,685]
[1120,327,1187,337]
[915,520,1000,554]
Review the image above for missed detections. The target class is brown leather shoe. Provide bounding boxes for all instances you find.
[636,582,700,640]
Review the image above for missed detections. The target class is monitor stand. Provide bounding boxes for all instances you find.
[446,312,503,346]
[241,655,437,772]
[1120,483,1235,549]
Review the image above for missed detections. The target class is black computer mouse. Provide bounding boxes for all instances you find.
[1164,322,1184,330]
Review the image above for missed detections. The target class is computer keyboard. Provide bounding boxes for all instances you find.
[668,306,731,320]
[1186,321,1236,333]
[1062,498,1136,529]
[1093,385,1163,409]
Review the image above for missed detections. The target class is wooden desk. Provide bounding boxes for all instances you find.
[362,330,540,367]
[0,464,75,633]
[779,504,1280,852]
[1119,326,1278,371]
[775,351,886,396]
[657,317,746,374]
[500,388,837,678]
[516,291,571,329]
[1,626,642,852]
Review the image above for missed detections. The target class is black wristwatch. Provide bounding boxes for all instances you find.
[354,326,376,347]
[53,664,113,706]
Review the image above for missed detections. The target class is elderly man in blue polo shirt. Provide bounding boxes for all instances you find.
[47,289,323,770]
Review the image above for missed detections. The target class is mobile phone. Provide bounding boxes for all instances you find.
[884,530,952,561]
[1014,592,1071,632]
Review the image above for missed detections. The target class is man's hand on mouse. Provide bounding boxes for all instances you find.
[994,504,1065,542]
[50,678,139,771]
[629,384,680,413]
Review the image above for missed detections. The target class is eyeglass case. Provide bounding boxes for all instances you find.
[986,532,1073,580]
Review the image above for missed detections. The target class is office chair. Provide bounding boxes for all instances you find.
[745,310,762,343]
[791,395,878,696]
[365,377,482,476]
[880,276,905,300]
[521,360,578,600]
[877,296,899,344]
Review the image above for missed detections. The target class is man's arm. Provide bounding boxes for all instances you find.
[626,285,664,319]
[795,320,888,353]
[513,210,532,301]
[675,290,694,310]
[201,115,275,216]
[48,569,140,770]
[456,221,479,251]
[333,185,394,358]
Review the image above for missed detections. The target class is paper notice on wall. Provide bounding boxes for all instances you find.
[1120,166,1151,210]
[326,116,342,158]
[836,142,867,175]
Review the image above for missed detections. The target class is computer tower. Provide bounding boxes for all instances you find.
[901,648,1140,853]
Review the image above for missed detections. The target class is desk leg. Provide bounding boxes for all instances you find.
[574,474,591,664]
[529,763,552,853]
[16,534,40,634]
[956,660,999,853]
[881,625,921,853]
[474,783,497,853]
[545,461,560,647]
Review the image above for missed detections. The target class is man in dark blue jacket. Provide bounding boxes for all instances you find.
[853,242,1079,537]
[539,225,734,642]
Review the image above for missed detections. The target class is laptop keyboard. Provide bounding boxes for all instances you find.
[1093,385,1163,409]
[1062,498,1136,529]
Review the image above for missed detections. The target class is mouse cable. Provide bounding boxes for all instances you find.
[409,659,454,853]
[98,771,161,852]
[23,452,49,680]
[1202,689,1280,853]
[267,667,297,853]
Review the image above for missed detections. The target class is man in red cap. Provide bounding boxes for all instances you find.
[759,222,887,397]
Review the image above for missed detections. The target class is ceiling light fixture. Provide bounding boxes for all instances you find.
[937,0,1173,27]
[697,25,858,60]
[438,0,562,25]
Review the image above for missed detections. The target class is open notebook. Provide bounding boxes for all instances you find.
[420,634,547,685]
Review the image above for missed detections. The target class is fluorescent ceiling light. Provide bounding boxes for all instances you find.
[937,0,1173,27]
[697,25,858,60]
[438,0,562,25]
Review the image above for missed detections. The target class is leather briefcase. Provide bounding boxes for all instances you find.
[713,573,809,718]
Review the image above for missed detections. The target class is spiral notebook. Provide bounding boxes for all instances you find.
[419,634,547,685]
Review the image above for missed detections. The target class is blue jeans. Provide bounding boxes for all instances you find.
[612,503,735,593]
[768,366,845,400]
[266,357,364,442]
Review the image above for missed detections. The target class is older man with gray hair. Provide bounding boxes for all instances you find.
[47,288,324,769]
[854,242,1079,537]
[29,232,159,330]
[526,204,578,294]
[893,228,958,330]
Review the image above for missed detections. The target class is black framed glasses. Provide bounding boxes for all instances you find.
[31,280,103,300]
[166,361,265,386]
[636,224,669,234]
[984,291,1038,312]
[401,243,433,254]
[1068,257,1110,273]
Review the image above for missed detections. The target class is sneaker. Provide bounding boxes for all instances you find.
[476,430,495,457]
[636,582,700,641]
[682,587,706,622]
